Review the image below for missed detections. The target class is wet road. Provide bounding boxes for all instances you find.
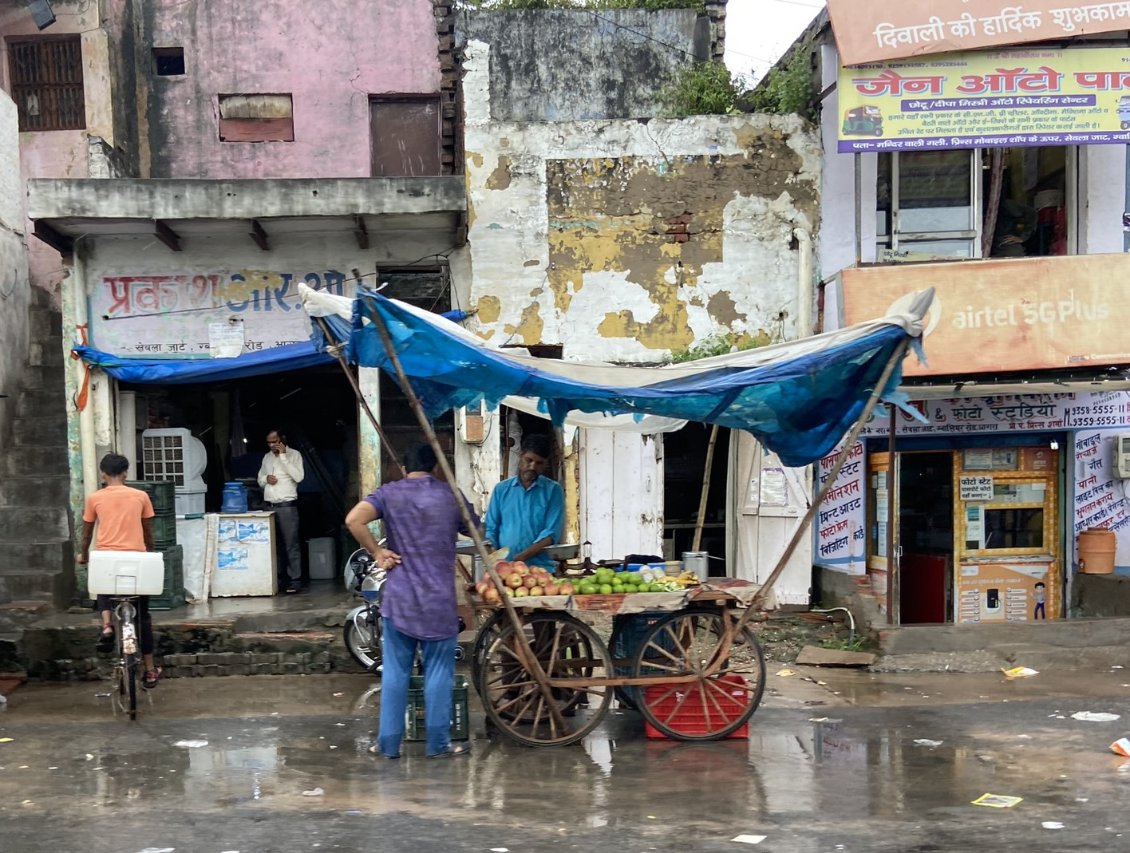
[2,669,1130,852]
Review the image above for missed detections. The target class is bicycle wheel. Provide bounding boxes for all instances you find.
[478,611,611,747]
[343,605,382,672]
[632,609,766,741]
[124,658,138,721]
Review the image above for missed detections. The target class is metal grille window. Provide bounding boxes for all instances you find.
[8,36,86,131]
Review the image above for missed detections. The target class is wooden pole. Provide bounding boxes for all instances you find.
[739,337,910,625]
[365,301,567,730]
[691,424,720,553]
[313,316,406,479]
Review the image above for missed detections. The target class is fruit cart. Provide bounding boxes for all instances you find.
[467,570,770,746]
[299,283,931,750]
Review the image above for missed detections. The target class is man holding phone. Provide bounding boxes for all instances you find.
[257,429,305,594]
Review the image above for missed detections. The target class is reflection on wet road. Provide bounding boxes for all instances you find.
[2,671,1130,851]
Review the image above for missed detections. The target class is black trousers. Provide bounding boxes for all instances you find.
[96,594,154,656]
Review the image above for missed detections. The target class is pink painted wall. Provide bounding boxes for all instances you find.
[139,0,442,178]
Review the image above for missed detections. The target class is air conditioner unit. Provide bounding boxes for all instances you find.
[141,428,207,491]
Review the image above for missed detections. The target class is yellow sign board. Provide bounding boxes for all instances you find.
[838,46,1130,151]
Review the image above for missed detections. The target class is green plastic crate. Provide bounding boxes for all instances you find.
[126,480,177,515]
[405,674,469,742]
[150,514,177,547]
[149,545,186,610]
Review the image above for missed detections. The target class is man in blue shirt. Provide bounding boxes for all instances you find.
[484,433,565,570]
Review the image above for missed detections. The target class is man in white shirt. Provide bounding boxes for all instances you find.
[257,429,305,594]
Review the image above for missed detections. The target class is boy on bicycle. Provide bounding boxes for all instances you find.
[76,453,162,689]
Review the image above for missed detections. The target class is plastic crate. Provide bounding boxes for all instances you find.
[126,480,177,515]
[405,674,470,742]
[150,513,177,547]
[150,545,186,610]
[642,674,751,740]
[610,611,671,709]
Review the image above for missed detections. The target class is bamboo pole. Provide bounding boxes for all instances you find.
[364,301,567,731]
[738,337,911,626]
[691,424,720,553]
[313,316,406,479]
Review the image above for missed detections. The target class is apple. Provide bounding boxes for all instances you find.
[495,560,513,572]
[523,576,539,589]
[529,585,543,596]
[496,565,513,579]
[559,582,574,595]
[514,587,529,597]
[544,583,559,596]
[506,573,524,589]
[516,565,530,577]
[502,587,513,597]
[483,587,500,603]
[475,580,489,596]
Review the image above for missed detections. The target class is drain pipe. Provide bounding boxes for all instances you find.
[811,606,856,644]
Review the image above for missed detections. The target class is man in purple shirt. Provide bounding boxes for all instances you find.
[345,443,479,759]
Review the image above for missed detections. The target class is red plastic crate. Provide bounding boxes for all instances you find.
[642,674,751,740]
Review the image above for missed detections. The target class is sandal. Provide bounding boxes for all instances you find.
[96,627,114,654]
[427,743,471,759]
[141,668,162,690]
[367,744,400,759]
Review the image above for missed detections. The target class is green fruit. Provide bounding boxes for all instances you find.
[625,572,642,586]
[578,583,596,595]
[649,583,665,592]
[598,583,613,595]
[624,584,638,594]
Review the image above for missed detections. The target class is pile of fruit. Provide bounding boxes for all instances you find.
[572,565,698,595]
[472,561,702,603]
[473,560,576,601]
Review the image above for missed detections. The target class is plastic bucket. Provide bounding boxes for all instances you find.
[1078,527,1116,574]
[220,481,248,514]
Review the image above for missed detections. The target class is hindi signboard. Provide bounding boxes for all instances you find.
[838,46,1130,152]
[828,0,1130,67]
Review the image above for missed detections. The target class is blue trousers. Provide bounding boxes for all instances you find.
[377,619,457,757]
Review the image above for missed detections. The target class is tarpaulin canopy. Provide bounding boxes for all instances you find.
[300,283,931,468]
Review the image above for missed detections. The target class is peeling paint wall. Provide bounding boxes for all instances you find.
[462,39,821,364]
[455,9,709,121]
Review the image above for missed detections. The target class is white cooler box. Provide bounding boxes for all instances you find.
[87,550,166,596]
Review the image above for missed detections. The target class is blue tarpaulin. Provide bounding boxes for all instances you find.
[335,291,928,468]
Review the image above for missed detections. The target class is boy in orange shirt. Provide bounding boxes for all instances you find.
[77,453,161,688]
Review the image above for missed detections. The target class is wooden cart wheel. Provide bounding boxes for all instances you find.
[478,611,613,747]
[631,608,766,741]
[471,608,506,696]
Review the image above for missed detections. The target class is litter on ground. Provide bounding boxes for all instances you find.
[1071,711,1120,722]
[971,793,1023,808]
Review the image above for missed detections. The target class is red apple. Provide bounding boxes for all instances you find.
[506,573,524,589]
[483,587,500,603]
[544,584,559,596]
[529,585,543,596]
[559,582,574,595]
[514,587,529,597]
[523,576,539,589]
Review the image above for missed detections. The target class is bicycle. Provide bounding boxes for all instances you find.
[107,595,147,720]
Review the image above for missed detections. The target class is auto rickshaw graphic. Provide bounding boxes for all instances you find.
[843,105,884,136]
[1118,95,1130,129]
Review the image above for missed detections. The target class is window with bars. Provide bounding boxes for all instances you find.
[7,36,85,131]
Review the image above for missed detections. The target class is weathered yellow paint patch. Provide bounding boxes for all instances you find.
[468,152,484,169]
[476,295,501,324]
[486,155,513,190]
[502,301,544,345]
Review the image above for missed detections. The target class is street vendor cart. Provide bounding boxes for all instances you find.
[299,281,933,748]
[468,577,769,746]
